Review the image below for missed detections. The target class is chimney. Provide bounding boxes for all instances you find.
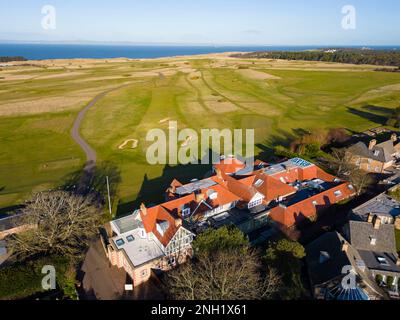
[369,139,377,150]
[175,218,183,228]
[391,133,398,142]
[195,193,205,203]
[367,213,374,223]
[395,217,400,231]
[215,168,223,180]
[373,216,382,230]
[140,203,147,216]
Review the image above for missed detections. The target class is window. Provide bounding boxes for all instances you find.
[370,237,377,246]
[126,235,135,243]
[334,190,343,198]
[374,150,380,157]
[116,239,125,246]
[182,208,191,217]
[140,269,148,278]
[255,179,264,187]
[377,256,390,266]
[249,198,262,209]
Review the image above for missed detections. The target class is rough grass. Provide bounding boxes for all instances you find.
[1,57,400,212]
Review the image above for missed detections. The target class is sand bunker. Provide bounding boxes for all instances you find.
[236,69,281,80]
[118,139,139,150]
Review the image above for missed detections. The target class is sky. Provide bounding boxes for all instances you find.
[0,0,399,45]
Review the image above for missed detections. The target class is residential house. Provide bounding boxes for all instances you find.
[305,232,384,300]
[343,216,400,297]
[347,134,400,173]
[106,204,194,287]
[351,192,400,229]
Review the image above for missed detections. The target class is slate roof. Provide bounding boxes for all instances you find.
[348,220,397,253]
[347,141,394,163]
[352,193,400,221]
[305,232,351,286]
[0,214,25,232]
[358,250,400,274]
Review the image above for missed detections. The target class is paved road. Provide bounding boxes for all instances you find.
[70,83,134,189]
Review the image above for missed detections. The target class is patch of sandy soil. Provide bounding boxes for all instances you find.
[204,100,239,113]
[35,71,86,80]
[350,83,400,104]
[236,69,281,80]
[118,139,139,150]
[0,86,117,116]
[0,73,37,81]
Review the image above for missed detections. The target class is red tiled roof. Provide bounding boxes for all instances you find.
[253,173,297,203]
[269,182,356,228]
[214,157,246,175]
[140,205,180,247]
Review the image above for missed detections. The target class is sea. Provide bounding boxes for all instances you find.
[0,43,399,60]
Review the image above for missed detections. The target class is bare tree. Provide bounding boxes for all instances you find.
[330,148,372,196]
[7,191,102,259]
[164,248,281,300]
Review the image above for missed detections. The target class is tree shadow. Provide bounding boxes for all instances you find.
[61,161,121,204]
[347,106,390,126]
[117,161,213,217]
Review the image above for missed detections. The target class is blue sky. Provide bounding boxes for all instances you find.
[0,0,399,45]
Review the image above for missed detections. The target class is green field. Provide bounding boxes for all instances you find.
[1,56,400,213]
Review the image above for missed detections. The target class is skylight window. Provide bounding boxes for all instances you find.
[126,235,135,243]
[116,239,125,247]
[255,179,264,187]
[377,257,390,266]
[334,190,343,198]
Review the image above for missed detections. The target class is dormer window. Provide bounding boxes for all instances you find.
[255,179,264,187]
[182,208,191,217]
[334,190,343,198]
[374,150,380,157]
[377,256,390,266]
[156,220,170,236]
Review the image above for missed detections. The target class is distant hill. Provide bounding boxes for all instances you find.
[232,49,400,67]
[0,56,26,63]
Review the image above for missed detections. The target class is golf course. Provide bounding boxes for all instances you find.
[1,53,400,213]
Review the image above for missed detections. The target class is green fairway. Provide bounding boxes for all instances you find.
[1,56,400,212]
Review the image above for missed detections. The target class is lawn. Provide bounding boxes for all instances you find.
[2,56,400,214]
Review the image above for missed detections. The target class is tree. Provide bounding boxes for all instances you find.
[329,148,372,196]
[7,191,102,260]
[264,239,305,300]
[164,227,281,300]
[164,248,281,300]
[192,225,249,254]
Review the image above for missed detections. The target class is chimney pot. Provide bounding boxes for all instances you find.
[373,216,382,230]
